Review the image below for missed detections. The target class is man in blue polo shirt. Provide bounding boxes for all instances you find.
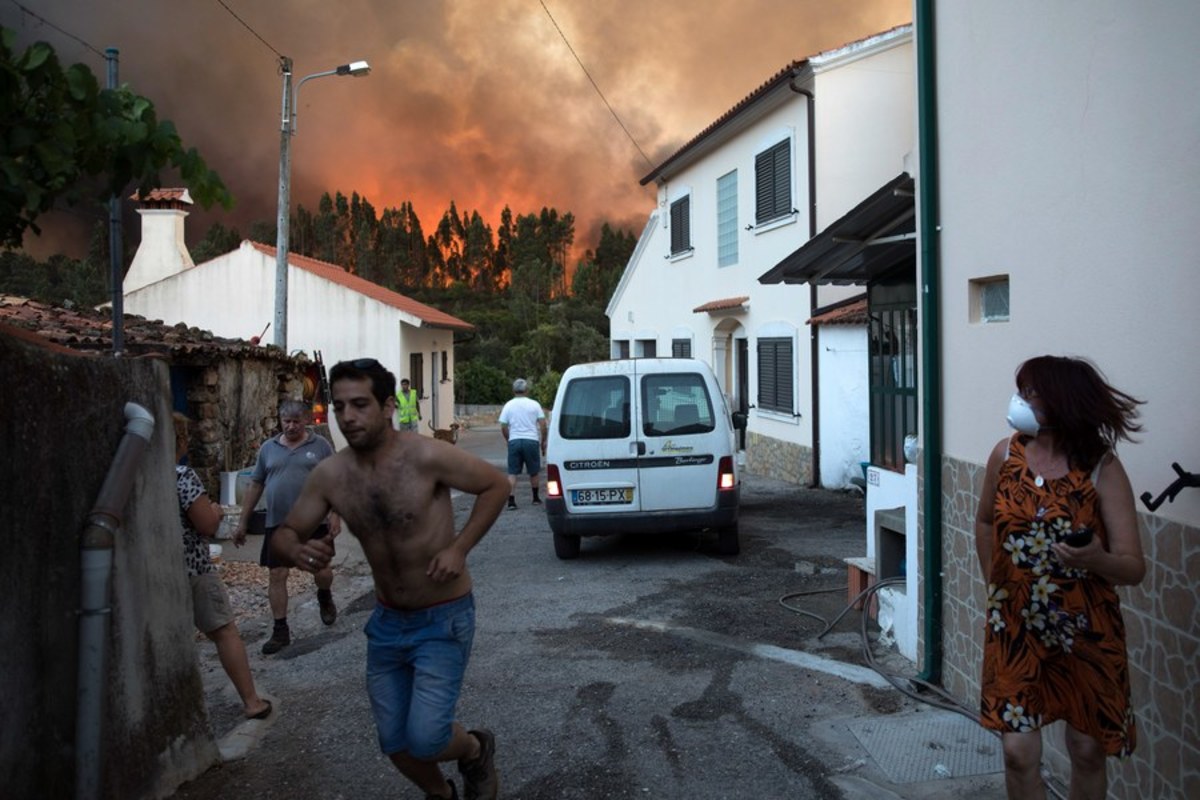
[234,399,340,654]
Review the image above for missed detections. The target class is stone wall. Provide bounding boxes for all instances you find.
[939,452,1199,798]
[181,359,306,495]
[0,327,217,799]
[743,430,813,486]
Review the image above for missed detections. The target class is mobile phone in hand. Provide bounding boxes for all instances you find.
[1062,527,1093,547]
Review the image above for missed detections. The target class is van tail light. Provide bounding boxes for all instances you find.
[546,464,563,498]
[717,456,737,491]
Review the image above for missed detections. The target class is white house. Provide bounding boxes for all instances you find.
[122,189,473,446]
[767,3,1200,795]
[608,24,914,490]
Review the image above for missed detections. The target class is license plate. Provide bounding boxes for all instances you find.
[571,487,634,506]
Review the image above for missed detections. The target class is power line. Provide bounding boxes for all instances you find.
[214,0,282,58]
[538,0,654,171]
[4,0,105,59]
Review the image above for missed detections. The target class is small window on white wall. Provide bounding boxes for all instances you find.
[970,276,1010,323]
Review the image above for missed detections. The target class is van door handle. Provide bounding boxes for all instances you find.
[634,442,646,456]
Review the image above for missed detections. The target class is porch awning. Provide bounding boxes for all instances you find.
[692,296,749,314]
[758,173,915,286]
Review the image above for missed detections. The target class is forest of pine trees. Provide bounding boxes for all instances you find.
[0,191,638,405]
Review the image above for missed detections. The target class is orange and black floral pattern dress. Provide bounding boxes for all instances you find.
[980,435,1136,756]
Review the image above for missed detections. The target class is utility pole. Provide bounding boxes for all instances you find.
[274,56,293,350]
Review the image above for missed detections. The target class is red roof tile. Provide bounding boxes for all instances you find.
[129,187,193,204]
[247,242,474,332]
[0,294,303,362]
[808,295,867,326]
[693,296,750,313]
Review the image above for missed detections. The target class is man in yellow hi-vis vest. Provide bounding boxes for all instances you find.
[395,378,421,432]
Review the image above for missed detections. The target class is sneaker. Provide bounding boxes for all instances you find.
[425,779,459,800]
[506,500,517,510]
[458,729,498,800]
[319,593,337,626]
[261,626,290,655]
[531,497,542,505]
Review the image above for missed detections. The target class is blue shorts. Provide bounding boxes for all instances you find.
[507,439,541,476]
[364,593,475,759]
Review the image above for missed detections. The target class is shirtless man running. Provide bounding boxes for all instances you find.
[272,358,508,800]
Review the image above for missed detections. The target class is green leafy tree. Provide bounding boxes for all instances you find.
[530,369,561,409]
[572,222,635,306]
[190,221,242,264]
[454,358,510,404]
[0,27,231,249]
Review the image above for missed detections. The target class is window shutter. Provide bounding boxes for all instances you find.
[756,337,793,412]
[755,140,791,224]
[670,196,691,254]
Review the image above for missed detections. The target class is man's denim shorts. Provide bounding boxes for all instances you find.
[507,438,541,476]
[364,593,475,758]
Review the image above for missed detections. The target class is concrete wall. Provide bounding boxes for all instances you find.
[930,3,1200,796]
[0,328,217,798]
[816,324,869,489]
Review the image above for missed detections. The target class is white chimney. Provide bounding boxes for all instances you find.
[123,188,196,293]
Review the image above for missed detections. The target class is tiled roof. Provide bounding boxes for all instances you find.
[808,294,868,326]
[247,242,474,332]
[693,296,750,313]
[0,295,303,362]
[129,188,193,204]
[641,24,912,186]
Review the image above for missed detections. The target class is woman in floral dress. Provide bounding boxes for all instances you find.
[975,356,1145,799]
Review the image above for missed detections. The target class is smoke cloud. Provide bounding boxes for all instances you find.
[4,0,910,259]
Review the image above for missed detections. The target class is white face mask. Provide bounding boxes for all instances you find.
[1006,393,1041,436]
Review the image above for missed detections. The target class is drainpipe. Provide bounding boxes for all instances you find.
[916,0,943,684]
[788,78,820,488]
[75,402,156,800]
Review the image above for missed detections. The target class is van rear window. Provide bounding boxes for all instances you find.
[642,373,716,437]
[558,375,631,440]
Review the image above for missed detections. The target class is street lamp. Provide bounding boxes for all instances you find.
[274,57,371,350]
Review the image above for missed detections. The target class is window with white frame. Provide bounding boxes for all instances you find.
[670,195,691,255]
[717,170,738,266]
[756,337,794,414]
[755,139,791,225]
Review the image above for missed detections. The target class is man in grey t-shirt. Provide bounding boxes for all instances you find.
[234,400,340,654]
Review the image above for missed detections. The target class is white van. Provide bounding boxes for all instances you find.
[544,358,741,559]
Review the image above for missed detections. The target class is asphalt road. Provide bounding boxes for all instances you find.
[174,426,1005,799]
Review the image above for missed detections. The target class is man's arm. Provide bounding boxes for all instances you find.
[271,464,336,572]
[538,417,548,454]
[425,444,510,582]
[232,480,265,547]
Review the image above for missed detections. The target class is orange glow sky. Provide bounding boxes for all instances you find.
[4,0,910,261]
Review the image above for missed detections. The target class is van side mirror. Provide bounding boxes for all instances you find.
[731,411,748,431]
